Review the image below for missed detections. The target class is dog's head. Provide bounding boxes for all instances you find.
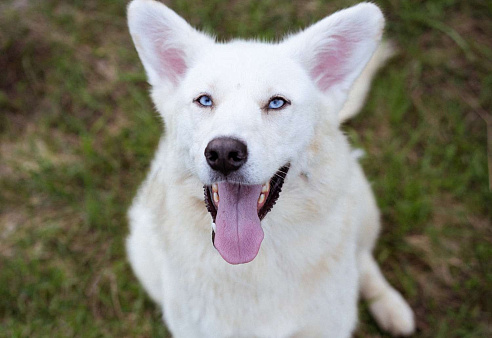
[128,0,384,264]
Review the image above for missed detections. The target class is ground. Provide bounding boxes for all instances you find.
[0,0,490,337]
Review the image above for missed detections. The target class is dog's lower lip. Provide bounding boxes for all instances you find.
[203,164,290,223]
[258,164,289,220]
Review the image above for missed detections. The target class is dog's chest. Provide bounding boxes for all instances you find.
[160,225,359,337]
[155,185,359,336]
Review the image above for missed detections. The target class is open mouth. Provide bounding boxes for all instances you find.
[204,165,290,264]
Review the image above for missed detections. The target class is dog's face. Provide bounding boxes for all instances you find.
[128,0,384,264]
[179,42,317,185]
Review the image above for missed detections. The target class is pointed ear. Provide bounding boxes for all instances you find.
[127,0,213,87]
[284,3,385,96]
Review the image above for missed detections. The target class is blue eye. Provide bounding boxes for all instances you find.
[268,97,286,109]
[197,95,213,107]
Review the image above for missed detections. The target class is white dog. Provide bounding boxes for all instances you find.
[126,0,415,336]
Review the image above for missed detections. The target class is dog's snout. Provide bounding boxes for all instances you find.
[205,137,248,176]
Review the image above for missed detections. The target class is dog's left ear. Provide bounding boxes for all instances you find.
[284,3,384,97]
[127,0,214,88]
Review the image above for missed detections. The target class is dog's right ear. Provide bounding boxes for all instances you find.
[127,0,213,87]
[283,3,384,100]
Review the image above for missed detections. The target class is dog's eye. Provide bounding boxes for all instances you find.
[268,97,289,110]
[196,95,213,107]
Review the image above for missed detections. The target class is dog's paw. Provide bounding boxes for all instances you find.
[369,289,415,336]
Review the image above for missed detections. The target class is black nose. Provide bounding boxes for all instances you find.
[204,137,248,176]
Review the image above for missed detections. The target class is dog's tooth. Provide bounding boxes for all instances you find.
[258,193,265,205]
[213,192,219,204]
[262,182,270,193]
[212,183,218,193]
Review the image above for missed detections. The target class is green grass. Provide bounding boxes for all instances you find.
[0,0,490,336]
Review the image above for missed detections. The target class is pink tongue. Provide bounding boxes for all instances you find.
[214,182,264,264]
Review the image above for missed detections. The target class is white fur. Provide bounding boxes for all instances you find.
[126,1,415,336]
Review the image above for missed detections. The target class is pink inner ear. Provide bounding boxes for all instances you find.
[157,46,187,84]
[310,34,354,92]
[144,23,188,85]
